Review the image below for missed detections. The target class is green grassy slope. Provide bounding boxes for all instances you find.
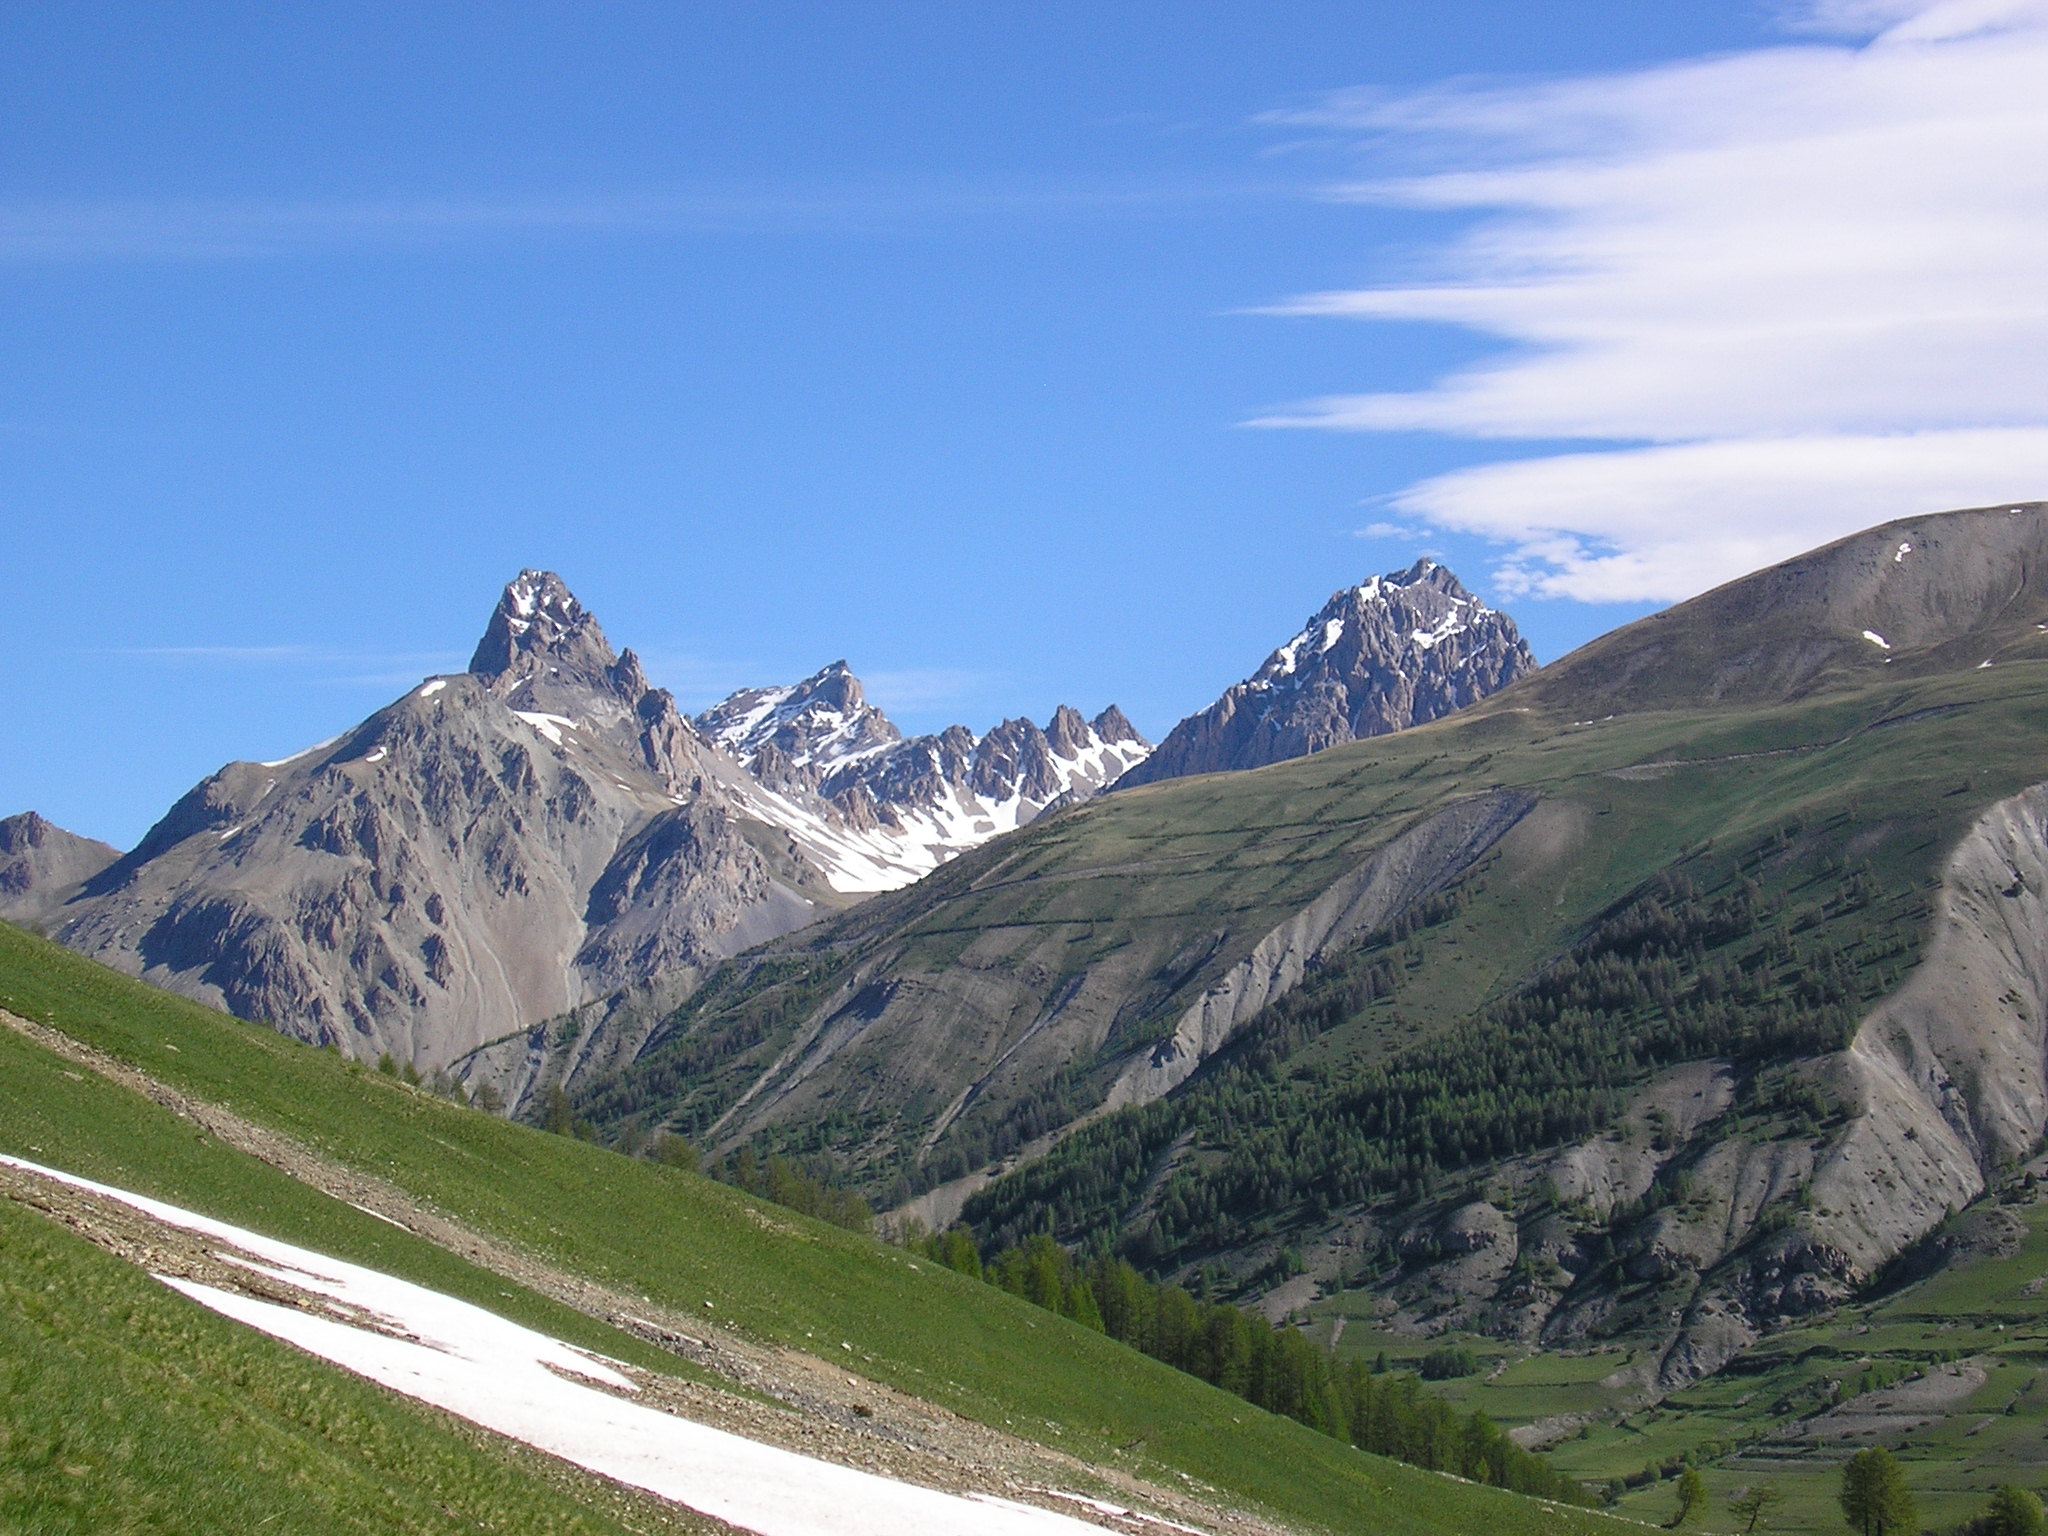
[590,504,2048,1215]
[0,1199,720,1536]
[0,920,1621,1536]
[965,664,2040,1266]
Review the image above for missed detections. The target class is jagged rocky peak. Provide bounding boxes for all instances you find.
[459,570,691,754]
[696,661,903,791]
[1118,559,1534,787]
[468,569,637,702]
[694,663,1152,893]
[1090,705,1143,745]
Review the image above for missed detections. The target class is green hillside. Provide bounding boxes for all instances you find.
[0,919,1618,1536]
[963,662,2029,1267]
[600,654,2048,1216]
[580,504,2048,1231]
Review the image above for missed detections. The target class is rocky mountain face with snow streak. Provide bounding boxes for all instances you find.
[27,573,832,1069]
[697,663,1150,894]
[1115,560,1534,788]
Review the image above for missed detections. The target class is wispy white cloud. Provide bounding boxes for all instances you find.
[1397,431,2048,601]
[1785,0,2048,39]
[862,667,990,716]
[0,179,1295,261]
[1252,2,2048,601]
[101,644,467,686]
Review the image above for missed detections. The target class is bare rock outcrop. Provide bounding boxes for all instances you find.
[1102,788,1538,1111]
[0,811,117,927]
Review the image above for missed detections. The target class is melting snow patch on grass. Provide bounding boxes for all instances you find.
[0,1154,1112,1536]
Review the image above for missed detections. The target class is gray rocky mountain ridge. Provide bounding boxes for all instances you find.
[36,571,815,1069]
[1116,559,1535,788]
[6,571,1150,1072]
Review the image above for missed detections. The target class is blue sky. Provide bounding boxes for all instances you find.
[8,2,2048,848]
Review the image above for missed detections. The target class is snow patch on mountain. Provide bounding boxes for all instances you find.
[698,666,1149,893]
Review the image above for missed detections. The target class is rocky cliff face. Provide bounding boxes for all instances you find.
[35,573,827,1069]
[1362,778,2048,1393]
[698,663,1150,893]
[0,812,118,927]
[1118,560,1534,787]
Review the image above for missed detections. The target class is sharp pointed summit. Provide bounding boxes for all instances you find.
[467,569,647,711]
[28,574,828,1082]
[1116,560,1535,787]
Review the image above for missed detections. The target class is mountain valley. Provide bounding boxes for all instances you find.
[13,506,2048,1531]
[553,500,2048,1528]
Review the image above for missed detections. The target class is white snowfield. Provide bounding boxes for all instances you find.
[1,1154,1126,1536]
[733,730,1148,896]
[512,709,580,747]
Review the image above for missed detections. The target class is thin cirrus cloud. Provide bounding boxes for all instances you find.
[0,179,1292,261]
[101,644,470,689]
[1249,0,2048,603]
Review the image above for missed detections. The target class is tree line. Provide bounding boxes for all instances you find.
[965,839,1926,1274]
[912,1228,1594,1507]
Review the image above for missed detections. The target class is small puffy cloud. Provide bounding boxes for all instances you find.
[1255,2,2048,601]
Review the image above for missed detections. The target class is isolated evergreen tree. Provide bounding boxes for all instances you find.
[543,1086,573,1136]
[1980,1486,2047,1536]
[1669,1467,1707,1528]
[1839,1448,1917,1536]
[1730,1482,1783,1534]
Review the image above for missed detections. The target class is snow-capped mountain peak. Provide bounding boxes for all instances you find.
[695,661,902,788]
[1118,560,1533,787]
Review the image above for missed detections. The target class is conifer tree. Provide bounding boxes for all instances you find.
[1980,1485,2046,1536]
[1839,1448,1916,1536]
[1669,1467,1707,1528]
